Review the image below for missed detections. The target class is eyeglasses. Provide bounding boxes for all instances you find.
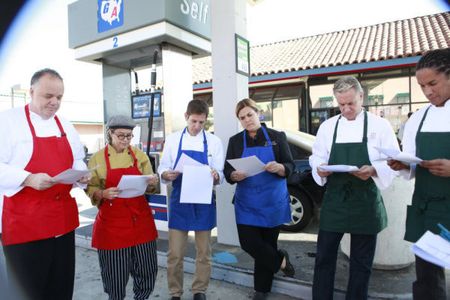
[113,133,134,141]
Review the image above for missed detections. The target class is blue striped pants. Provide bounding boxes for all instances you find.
[97,240,158,300]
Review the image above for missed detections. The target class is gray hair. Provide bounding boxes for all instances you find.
[30,68,63,86]
[333,76,363,95]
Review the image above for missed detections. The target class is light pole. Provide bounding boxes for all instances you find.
[10,84,21,108]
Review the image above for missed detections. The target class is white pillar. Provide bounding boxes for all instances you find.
[341,177,415,269]
[211,0,248,245]
[162,44,193,134]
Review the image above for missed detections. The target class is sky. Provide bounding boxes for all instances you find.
[0,0,448,105]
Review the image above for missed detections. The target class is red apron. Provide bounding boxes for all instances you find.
[1,105,79,246]
[91,145,158,250]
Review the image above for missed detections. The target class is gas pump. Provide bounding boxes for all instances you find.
[68,0,212,232]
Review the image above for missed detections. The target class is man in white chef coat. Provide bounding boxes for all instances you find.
[309,76,399,300]
[0,68,87,300]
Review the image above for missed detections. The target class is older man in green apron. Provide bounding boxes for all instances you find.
[309,76,399,300]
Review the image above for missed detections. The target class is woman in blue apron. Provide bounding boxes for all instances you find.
[389,49,450,300]
[224,98,296,300]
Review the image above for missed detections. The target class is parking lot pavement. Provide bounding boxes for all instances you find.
[74,246,299,300]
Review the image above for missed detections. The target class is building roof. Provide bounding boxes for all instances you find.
[192,12,450,84]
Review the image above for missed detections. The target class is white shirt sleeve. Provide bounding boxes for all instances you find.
[158,132,179,184]
[206,133,225,185]
[0,109,32,195]
[309,117,336,186]
[368,115,399,190]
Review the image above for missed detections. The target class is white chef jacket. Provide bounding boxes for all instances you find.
[0,107,87,233]
[309,109,399,190]
[158,129,224,185]
[400,100,450,179]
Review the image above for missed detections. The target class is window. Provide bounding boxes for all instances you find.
[319,96,333,108]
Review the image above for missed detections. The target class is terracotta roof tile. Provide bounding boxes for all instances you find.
[193,12,450,84]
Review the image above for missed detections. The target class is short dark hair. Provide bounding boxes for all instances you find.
[30,68,63,86]
[186,99,209,117]
[416,49,450,77]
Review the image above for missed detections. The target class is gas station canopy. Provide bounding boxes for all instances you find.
[68,0,211,69]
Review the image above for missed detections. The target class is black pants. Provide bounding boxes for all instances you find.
[2,231,75,300]
[313,230,377,300]
[237,224,283,293]
[98,240,158,300]
[413,255,447,300]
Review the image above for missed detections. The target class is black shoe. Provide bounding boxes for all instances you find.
[252,291,267,300]
[193,293,206,300]
[279,249,295,277]
[171,297,181,300]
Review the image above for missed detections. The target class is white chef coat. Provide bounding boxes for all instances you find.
[309,109,399,190]
[400,100,450,179]
[0,107,87,233]
[158,129,224,184]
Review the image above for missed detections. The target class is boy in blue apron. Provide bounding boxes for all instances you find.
[158,100,224,300]
[310,76,399,300]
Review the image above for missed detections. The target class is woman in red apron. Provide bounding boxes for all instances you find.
[87,115,159,300]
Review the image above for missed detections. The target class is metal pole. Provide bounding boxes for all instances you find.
[146,50,159,158]
[10,87,14,108]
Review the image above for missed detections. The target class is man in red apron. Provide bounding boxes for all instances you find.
[158,100,224,300]
[0,69,88,300]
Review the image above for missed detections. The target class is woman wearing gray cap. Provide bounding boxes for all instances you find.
[86,115,159,300]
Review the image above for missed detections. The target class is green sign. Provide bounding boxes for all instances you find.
[235,34,250,76]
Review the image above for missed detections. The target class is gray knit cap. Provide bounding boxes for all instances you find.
[106,115,136,130]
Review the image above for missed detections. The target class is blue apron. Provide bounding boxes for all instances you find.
[234,126,291,228]
[169,128,216,231]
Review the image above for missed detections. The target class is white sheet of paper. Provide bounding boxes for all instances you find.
[227,155,266,177]
[174,153,204,173]
[180,165,213,204]
[52,169,91,184]
[117,175,154,198]
[374,146,423,164]
[412,231,450,269]
[318,165,359,173]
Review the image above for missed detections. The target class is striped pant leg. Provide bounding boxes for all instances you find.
[97,247,132,300]
[131,241,158,300]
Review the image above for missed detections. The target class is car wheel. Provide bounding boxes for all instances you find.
[280,186,313,232]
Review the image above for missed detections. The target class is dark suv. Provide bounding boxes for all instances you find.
[279,132,325,232]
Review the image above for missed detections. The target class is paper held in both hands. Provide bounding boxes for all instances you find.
[227,155,266,177]
[412,231,450,269]
[117,175,156,198]
[374,146,423,164]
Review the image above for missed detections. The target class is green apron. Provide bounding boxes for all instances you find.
[320,111,387,234]
[404,106,450,242]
